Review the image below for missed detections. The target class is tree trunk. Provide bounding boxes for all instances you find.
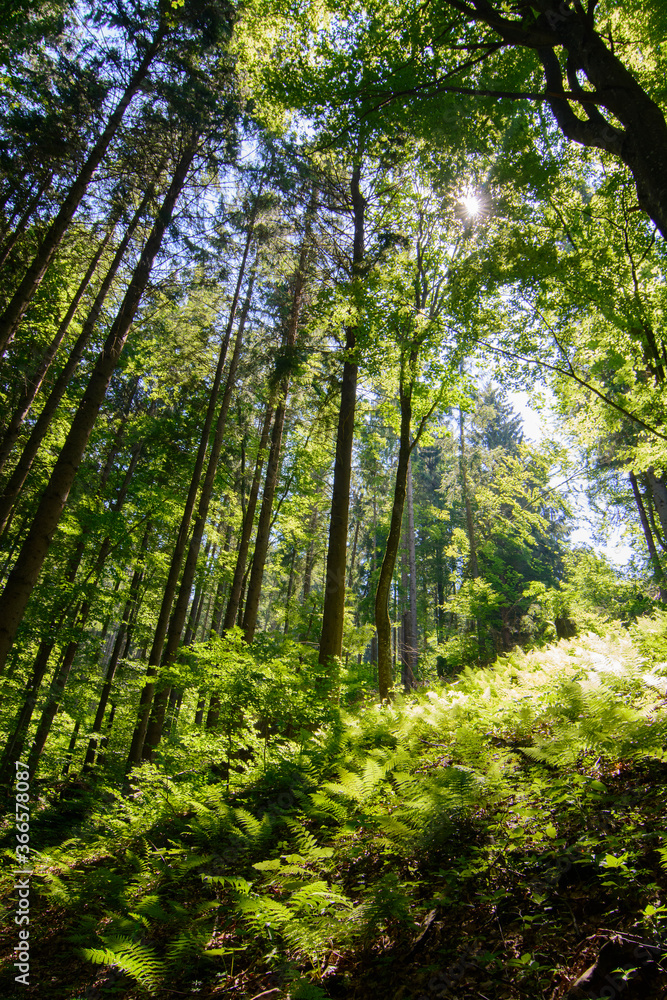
[194,694,207,727]
[96,703,116,768]
[0,644,64,777]
[630,471,667,601]
[211,523,234,634]
[242,201,314,642]
[347,510,360,588]
[0,180,158,536]
[301,505,318,601]
[0,222,116,474]
[61,719,80,777]
[223,398,274,629]
[406,455,418,677]
[284,544,297,633]
[318,165,364,669]
[459,409,479,580]
[646,468,667,543]
[0,172,52,271]
[127,194,258,768]
[376,404,412,702]
[0,138,196,674]
[23,441,143,774]
[84,530,149,769]
[141,270,256,760]
[0,528,86,773]
[0,28,165,360]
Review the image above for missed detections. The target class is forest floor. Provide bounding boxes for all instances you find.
[2,620,667,1000]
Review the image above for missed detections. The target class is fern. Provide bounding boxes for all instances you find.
[82,936,165,992]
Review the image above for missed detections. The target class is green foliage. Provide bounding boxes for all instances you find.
[4,616,667,997]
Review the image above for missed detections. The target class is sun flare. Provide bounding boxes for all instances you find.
[460,193,481,216]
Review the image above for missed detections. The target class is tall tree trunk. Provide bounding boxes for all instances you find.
[347,510,360,588]
[406,456,418,676]
[211,523,234,634]
[0,27,165,360]
[376,404,412,702]
[194,694,207,727]
[0,222,116,473]
[459,409,479,580]
[27,633,80,775]
[141,270,256,760]
[318,165,364,669]
[0,180,158,536]
[127,196,259,768]
[223,398,273,629]
[642,474,667,554]
[400,540,410,688]
[240,395,288,643]
[242,201,313,642]
[0,138,196,674]
[96,703,116,768]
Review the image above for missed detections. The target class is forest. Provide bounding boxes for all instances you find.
[1,0,667,997]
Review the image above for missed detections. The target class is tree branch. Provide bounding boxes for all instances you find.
[477,340,667,442]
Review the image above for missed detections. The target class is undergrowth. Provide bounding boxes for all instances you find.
[2,613,667,998]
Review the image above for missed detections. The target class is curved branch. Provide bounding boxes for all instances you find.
[476,340,667,442]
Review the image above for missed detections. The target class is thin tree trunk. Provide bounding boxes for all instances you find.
[0,139,196,674]
[642,473,667,554]
[319,165,364,670]
[0,645,64,777]
[96,703,116,768]
[0,223,116,473]
[0,172,52,271]
[141,270,256,759]
[242,201,313,642]
[84,530,149,769]
[27,635,80,775]
[376,405,412,701]
[211,523,234,634]
[406,456,418,676]
[223,398,273,629]
[127,198,259,768]
[0,28,165,360]
[0,181,158,536]
[61,719,80,776]
[301,505,318,602]
[347,510,360,588]
[284,544,297,633]
[0,531,86,773]
[459,409,479,579]
[630,471,667,600]
[194,694,207,727]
